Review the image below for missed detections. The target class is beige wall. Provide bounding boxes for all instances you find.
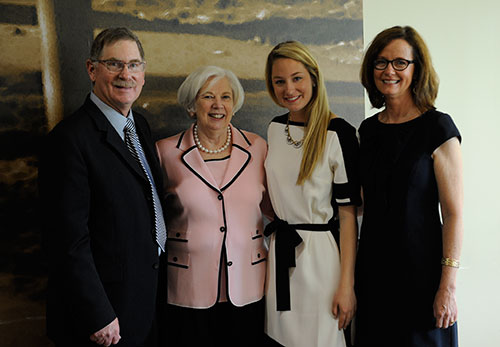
[363,0,500,345]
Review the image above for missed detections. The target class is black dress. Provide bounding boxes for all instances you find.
[354,109,461,347]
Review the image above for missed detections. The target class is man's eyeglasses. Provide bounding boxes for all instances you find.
[93,59,146,73]
[374,58,414,71]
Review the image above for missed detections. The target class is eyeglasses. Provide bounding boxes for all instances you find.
[94,59,146,73]
[373,58,414,71]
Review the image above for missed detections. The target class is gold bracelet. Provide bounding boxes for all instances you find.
[441,257,460,268]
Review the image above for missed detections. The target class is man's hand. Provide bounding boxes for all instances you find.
[89,318,121,346]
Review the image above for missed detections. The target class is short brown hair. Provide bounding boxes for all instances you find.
[360,26,438,111]
[89,27,145,61]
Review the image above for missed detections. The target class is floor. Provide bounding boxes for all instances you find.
[0,273,53,347]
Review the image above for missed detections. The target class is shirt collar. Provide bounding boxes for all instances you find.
[90,92,133,141]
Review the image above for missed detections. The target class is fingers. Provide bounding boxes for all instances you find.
[90,334,120,346]
[433,288,458,329]
[111,334,122,345]
[338,311,347,330]
[332,290,356,330]
[339,309,354,330]
[332,302,339,318]
[90,333,113,346]
[332,303,354,330]
[338,310,354,330]
[434,303,457,329]
[89,318,121,345]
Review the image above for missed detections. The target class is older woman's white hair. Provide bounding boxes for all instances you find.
[177,65,245,117]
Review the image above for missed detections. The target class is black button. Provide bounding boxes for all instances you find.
[256,229,259,234]
[227,261,233,266]
[152,263,159,269]
[257,253,261,258]
[176,232,181,237]
[218,194,223,200]
[173,257,178,262]
[220,226,226,232]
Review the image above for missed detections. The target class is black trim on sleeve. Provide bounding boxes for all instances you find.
[328,118,362,207]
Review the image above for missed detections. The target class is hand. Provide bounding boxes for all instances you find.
[433,287,458,329]
[332,285,357,330]
[89,318,121,346]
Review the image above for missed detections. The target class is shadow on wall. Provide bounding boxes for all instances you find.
[0,1,363,345]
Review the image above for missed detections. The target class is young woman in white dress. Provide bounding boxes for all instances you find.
[263,41,361,347]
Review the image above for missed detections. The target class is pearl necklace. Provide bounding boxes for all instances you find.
[194,124,232,154]
[284,115,304,148]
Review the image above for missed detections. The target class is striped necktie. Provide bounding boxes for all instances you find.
[124,117,167,252]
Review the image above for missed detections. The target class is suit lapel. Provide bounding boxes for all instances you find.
[180,124,220,192]
[178,124,252,193]
[84,96,147,182]
[220,126,251,191]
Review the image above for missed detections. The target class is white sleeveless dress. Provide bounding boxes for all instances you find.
[264,115,360,347]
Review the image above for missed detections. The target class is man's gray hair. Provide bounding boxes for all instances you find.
[89,27,145,61]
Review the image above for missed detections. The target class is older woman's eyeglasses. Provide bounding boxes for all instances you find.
[93,59,146,73]
[374,58,414,71]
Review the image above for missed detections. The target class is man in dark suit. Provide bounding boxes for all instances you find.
[38,27,166,347]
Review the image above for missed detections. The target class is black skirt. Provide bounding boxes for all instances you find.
[160,299,266,347]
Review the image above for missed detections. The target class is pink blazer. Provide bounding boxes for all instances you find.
[156,123,268,308]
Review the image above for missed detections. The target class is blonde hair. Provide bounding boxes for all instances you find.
[265,41,334,185]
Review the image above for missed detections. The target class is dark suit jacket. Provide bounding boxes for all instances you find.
[38,95,164,346]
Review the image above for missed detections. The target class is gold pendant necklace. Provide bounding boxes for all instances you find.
[284,114,304,148]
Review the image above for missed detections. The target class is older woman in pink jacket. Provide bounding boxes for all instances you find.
[156,65,270,346]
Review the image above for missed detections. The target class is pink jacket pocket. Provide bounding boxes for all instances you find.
[167,251,190,269]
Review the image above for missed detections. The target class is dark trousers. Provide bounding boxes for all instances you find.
[54,319,157,347]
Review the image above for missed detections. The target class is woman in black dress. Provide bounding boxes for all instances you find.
[355,26,463,346]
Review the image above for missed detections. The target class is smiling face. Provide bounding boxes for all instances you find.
[87,39,145,116]
[193,76,234,136]
[374,39,415,101]
[271,58,314,121]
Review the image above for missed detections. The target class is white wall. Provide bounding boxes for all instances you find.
[363,1,500,345]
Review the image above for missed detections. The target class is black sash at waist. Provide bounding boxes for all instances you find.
[264,216,339,311]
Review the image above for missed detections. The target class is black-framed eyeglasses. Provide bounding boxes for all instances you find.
[373,58,414,71]
[93,59,146,73]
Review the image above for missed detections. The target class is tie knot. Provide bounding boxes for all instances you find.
[124,117,135,134]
